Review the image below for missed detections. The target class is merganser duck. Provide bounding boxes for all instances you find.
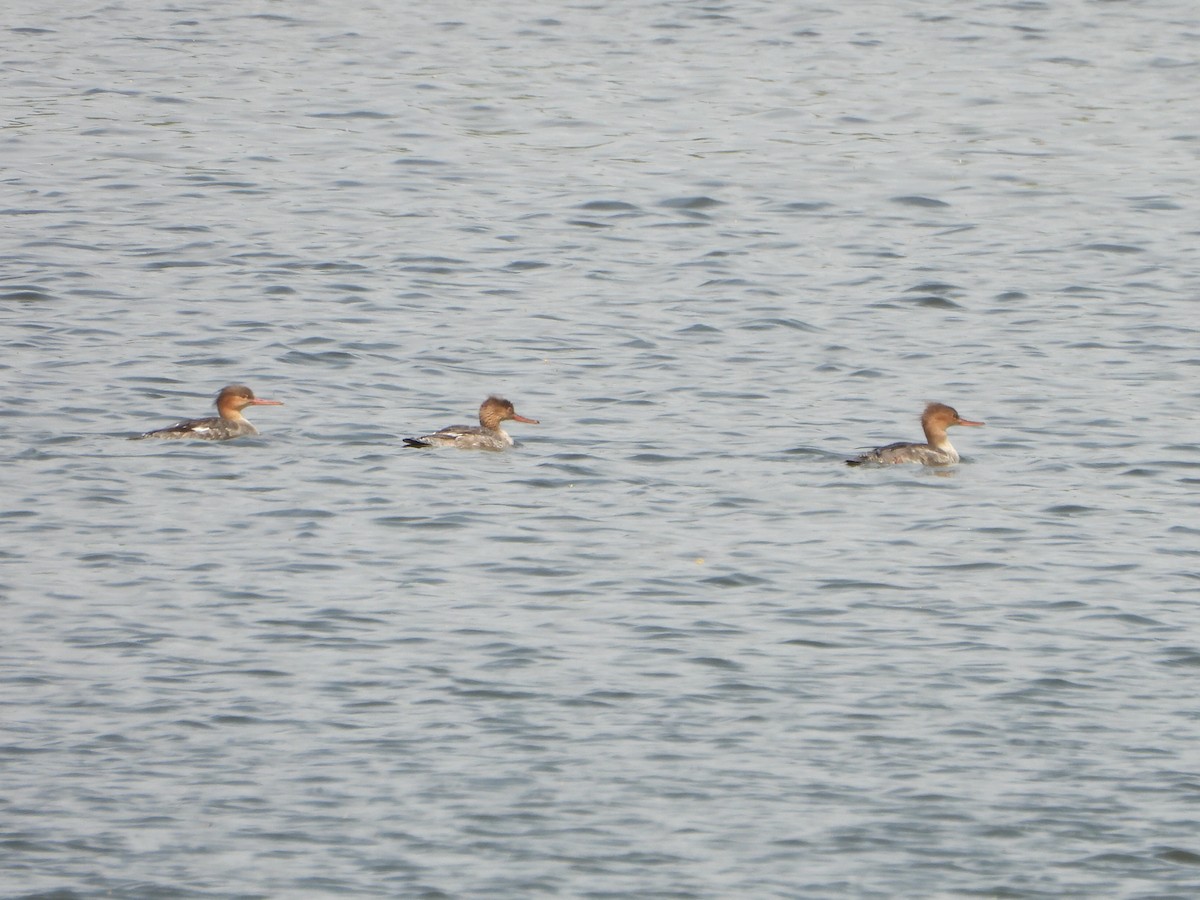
[403,396,539,450]
[846,402,983,466]
[136,384,284,440]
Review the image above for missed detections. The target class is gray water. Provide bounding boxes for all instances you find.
[4,1,1200,897]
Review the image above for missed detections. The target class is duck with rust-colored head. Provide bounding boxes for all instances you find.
[136,384,284,441]
[403,396,539,451]
[847,402,984,466]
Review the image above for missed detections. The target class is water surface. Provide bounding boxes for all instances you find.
[3,1,1200,897]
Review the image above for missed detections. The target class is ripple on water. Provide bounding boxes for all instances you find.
[6,2,1200,898]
